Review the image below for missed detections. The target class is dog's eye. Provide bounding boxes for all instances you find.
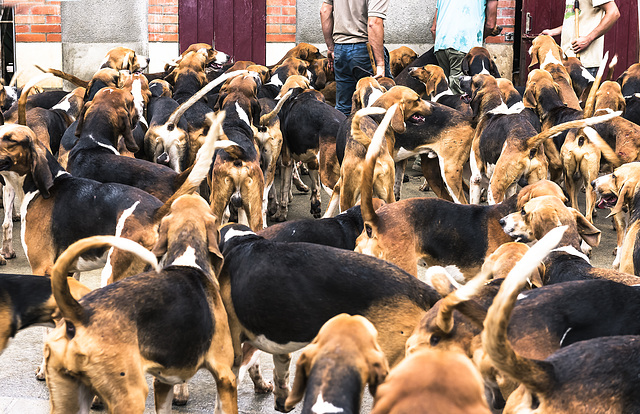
[521,208,526,215]
[611,173,616,180]
[430,334,441,346]
[365,224,373,238]
[65,321,76,339]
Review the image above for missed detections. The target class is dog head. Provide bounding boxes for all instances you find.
[271,57,311,81]
[464,74,503,120]
[389,46,418,77]
[528,34,564,69]
[76,87,139,153]
[85,68,124,101]
[495,78,523,107]
[563,57,595,101]
[462,47,501,77]
[274,42,323,66]
[215,73,261,127]
[617,62,640,97]
[149,79,173,98]
[482,242,545,286]
[0,124,54,197]
[277,75,311,99]
[179,43,231,72]
[517,179,568,210]
[351,77,386,112]
[165,51,208,87]
[121,72,151,121]
[500,195,601,249]
[595,81,626,113]
[522,69,562,112]
[408,65,448,98]
[371,348,489,414]
[593,162,640,216]
[372,86,431,133]
[308,58,333,90]
[152,194,224,277]
[285,314,389,411]
[246,64,270,86]
[100,46,148,73]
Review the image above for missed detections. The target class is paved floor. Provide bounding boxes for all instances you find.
[0,166,619,413]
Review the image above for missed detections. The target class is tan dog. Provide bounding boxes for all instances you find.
[372,348,490,414]
[284,314,389,413]
[246,64,270,85]
[44,194,237,414]
[167,42,231,74]
[593,162,640,275]
[272,42,324,66]
[276,74,311,99]
[329,87,431,214]
[389,46,417,77]
[482,242,544,286]
[528,34,565,69]
[100,46,148,73]
[516,179,567,209]
[350,76,386,113]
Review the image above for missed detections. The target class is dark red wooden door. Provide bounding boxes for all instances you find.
[179,0,266,65]
[518,0,638,83]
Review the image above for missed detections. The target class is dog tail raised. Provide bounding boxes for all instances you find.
[481,226,566,395]
[17,72,55,125]
[153,110,233,221]
[351,106,387,148]
[582,51,608,118]
[525,110,621,150]
[581,126,622,167]
[35,65,89,88]
[434,267,493,334]
[259,89,292,126]
[360,104,397,226]
[52,236,161,325]
[165,69,248,130]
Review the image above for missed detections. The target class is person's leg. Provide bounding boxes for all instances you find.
[446,48,467,94]
[435,49,451,79]
[334,43,358,116]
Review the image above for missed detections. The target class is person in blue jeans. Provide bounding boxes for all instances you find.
[320,0,392,116]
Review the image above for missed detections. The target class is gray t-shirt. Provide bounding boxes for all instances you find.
[324,0,389,44]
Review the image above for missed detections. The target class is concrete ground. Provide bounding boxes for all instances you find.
[0,165,619,413]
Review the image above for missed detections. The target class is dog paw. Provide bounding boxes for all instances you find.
[35,365,46,381]
[419,178,430,192]
[272,210,288,222]
[91,395,105,410]
[1,250,15,260]
[0,256,5,266]
[310,207,321,219]
[253,380,274,394]
[172,383,189,406]
[274,398,293,413]
[294,182,310,193]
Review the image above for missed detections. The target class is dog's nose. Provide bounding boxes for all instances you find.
[499,218,506,226]
[591,180,596,187]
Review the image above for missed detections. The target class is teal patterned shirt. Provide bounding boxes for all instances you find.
[434,0,487,53]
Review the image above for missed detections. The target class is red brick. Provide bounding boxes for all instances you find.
[30,5,60,15]
[281,6,296,15]
[16,33,47,42]
[163,6,178,14]
[267,0,296,6]
[30,24,61,33]
[164,24,178,33]
[149,14,178,24]
[267,6,281,15]
[150,33,179,42]
[15,15,45,24]
[266,15,295,24]
[497,8,514,17]
[281,24,296,33]
[497,18,514,26]
[47,33,61,42]
[15,25,29,33]
[149,5,163,14]
[15,4,33,14]
[46,15,61,24]
[266,33,295,42]
[498,0,515,7]
[266,24,281,33]
[148,23,163,33]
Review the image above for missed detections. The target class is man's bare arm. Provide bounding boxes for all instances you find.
[368,16,385,78]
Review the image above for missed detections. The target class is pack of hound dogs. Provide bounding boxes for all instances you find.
[2,35,640,413]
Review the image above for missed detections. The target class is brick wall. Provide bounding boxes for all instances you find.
[14,0,61,43]
[267,0,296,43]
[148,0,178,42]
[487,0,515,44]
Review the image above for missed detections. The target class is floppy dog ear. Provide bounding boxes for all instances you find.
[152,216,170,257]
[213,92,228,112]
[119,112,139,153]
[570,207,601,247]
[390,102,406,134]
[0,111,4,126]
[29,138,54,198]
[351,91,364,113]
[529,45,540,68]
[616,70,627,87]
[74,102,91,137]
[205,215,224,276]
[252,98,262,128]
[366,349,389,396]
[522,84,537,108]
[489,60,501,78]
[284,344,317,411]
[462,55,471,75]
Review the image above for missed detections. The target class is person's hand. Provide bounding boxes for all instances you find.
[374,65,385,79]
[541,29,554,36]
[571,36,592,54]
[326,49,334,71]
[430,25,436,40]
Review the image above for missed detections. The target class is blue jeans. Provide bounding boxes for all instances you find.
[333,42,391,116]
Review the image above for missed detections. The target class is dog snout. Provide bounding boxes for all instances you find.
[499,217,506,227]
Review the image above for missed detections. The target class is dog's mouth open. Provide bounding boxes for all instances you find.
[597,194,618,209]
[408,114,426,124]
[461,93,472,104]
